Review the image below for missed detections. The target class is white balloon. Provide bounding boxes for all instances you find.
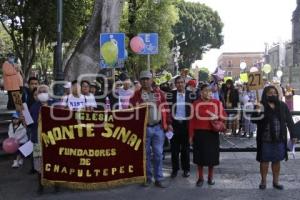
[240,62,247,70]
[249,67,259,72]
[276,70,283,77]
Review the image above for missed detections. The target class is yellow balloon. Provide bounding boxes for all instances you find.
[101,40,118,65]
[262,64,272,74]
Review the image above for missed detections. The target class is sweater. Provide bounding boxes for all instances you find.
[8,123,28,144]
[189,98,227,139]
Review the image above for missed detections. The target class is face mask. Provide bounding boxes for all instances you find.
[186,86,192,91]
[266,95,278,103]
[37,93,49,102]
[8,58,15,63]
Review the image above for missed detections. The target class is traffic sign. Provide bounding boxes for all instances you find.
[100,33,125,68]
[138,33,159,55]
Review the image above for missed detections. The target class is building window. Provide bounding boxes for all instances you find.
[227,71,232,76]
[227,60,232,67]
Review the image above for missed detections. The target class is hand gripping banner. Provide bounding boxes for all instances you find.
[39,105,147,189]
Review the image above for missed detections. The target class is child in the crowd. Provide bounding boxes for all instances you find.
[8,112,28,168]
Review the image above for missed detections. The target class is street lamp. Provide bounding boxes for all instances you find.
[172,32,186,75]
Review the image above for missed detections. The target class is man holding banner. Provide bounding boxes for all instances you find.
[130,70,173,188]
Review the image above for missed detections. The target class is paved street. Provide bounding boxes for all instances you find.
[0,93,300,200]
[0,152,300,200]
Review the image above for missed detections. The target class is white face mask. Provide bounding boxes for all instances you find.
[8,58,15,63]
[37,93,49,102]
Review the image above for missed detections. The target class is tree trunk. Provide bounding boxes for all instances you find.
[64,0,124,81]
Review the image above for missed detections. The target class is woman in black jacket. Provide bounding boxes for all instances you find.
[224,79,240,135]
[252,85,297,190]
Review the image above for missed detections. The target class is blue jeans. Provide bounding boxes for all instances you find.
[146,124,165,181]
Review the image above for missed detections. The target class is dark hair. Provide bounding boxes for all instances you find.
[7,53,14,58]
[261,85,279,105]
[80,80,90,86]
[226,79,233,85]
[28,77,38,84]
[174,76,184,84]
[225,79,234,90]
[71,80,78,85]
[200,83,209,91]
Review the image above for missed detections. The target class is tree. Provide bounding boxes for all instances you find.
[173,1,223,68]
[64,0,125,81]
[34,41,53,84]
[0,0,93,80]
[120,0,179,79]
[0,24,13,68]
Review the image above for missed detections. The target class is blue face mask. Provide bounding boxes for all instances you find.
[8,58,15,64]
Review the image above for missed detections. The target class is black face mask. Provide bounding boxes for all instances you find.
[266,95,278,103]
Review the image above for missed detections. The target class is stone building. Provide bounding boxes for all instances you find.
[217,52,264,80]
[290,0,300,92]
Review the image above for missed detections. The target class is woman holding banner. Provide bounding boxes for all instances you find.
[29,85,58,194]
[252,85,297,190]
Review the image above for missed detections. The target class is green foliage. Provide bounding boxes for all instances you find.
[0,0,93,79]
[198,67,210,82]
[120,0,179,78]
[39,0,93,43]
[0,23,13,74]
[34,41,53,84]
[173,1,223,68]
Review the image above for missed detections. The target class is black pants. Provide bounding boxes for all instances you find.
[171,120,190,172]
[7,91,16,110]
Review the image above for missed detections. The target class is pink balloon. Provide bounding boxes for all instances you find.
[2,138,19,154]
[130,36,145,53]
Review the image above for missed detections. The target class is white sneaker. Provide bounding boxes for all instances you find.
[18,159,24,166]
[12,160,19,168]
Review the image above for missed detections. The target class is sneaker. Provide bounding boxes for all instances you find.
[18,159,24,166]
[12,160,19,168]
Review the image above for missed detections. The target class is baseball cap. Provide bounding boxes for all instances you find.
[139,71,152,79]
[12,112,20,119]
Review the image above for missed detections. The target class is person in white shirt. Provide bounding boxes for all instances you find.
[81,80,97,110]
[8,112,28,168]
[61,80,87,111]
[118,79,134,109]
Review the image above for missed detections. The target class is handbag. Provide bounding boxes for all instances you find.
[210,120,226,132]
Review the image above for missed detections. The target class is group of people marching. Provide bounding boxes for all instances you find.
[2,52,298,193]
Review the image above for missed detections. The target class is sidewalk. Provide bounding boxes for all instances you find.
[0,152,299,200]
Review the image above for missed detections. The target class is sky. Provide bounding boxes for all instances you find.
[187,0,297,72]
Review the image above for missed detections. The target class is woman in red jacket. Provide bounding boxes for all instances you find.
[189,84,226,187]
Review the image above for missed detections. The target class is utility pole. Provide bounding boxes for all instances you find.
[54,0,64,96]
